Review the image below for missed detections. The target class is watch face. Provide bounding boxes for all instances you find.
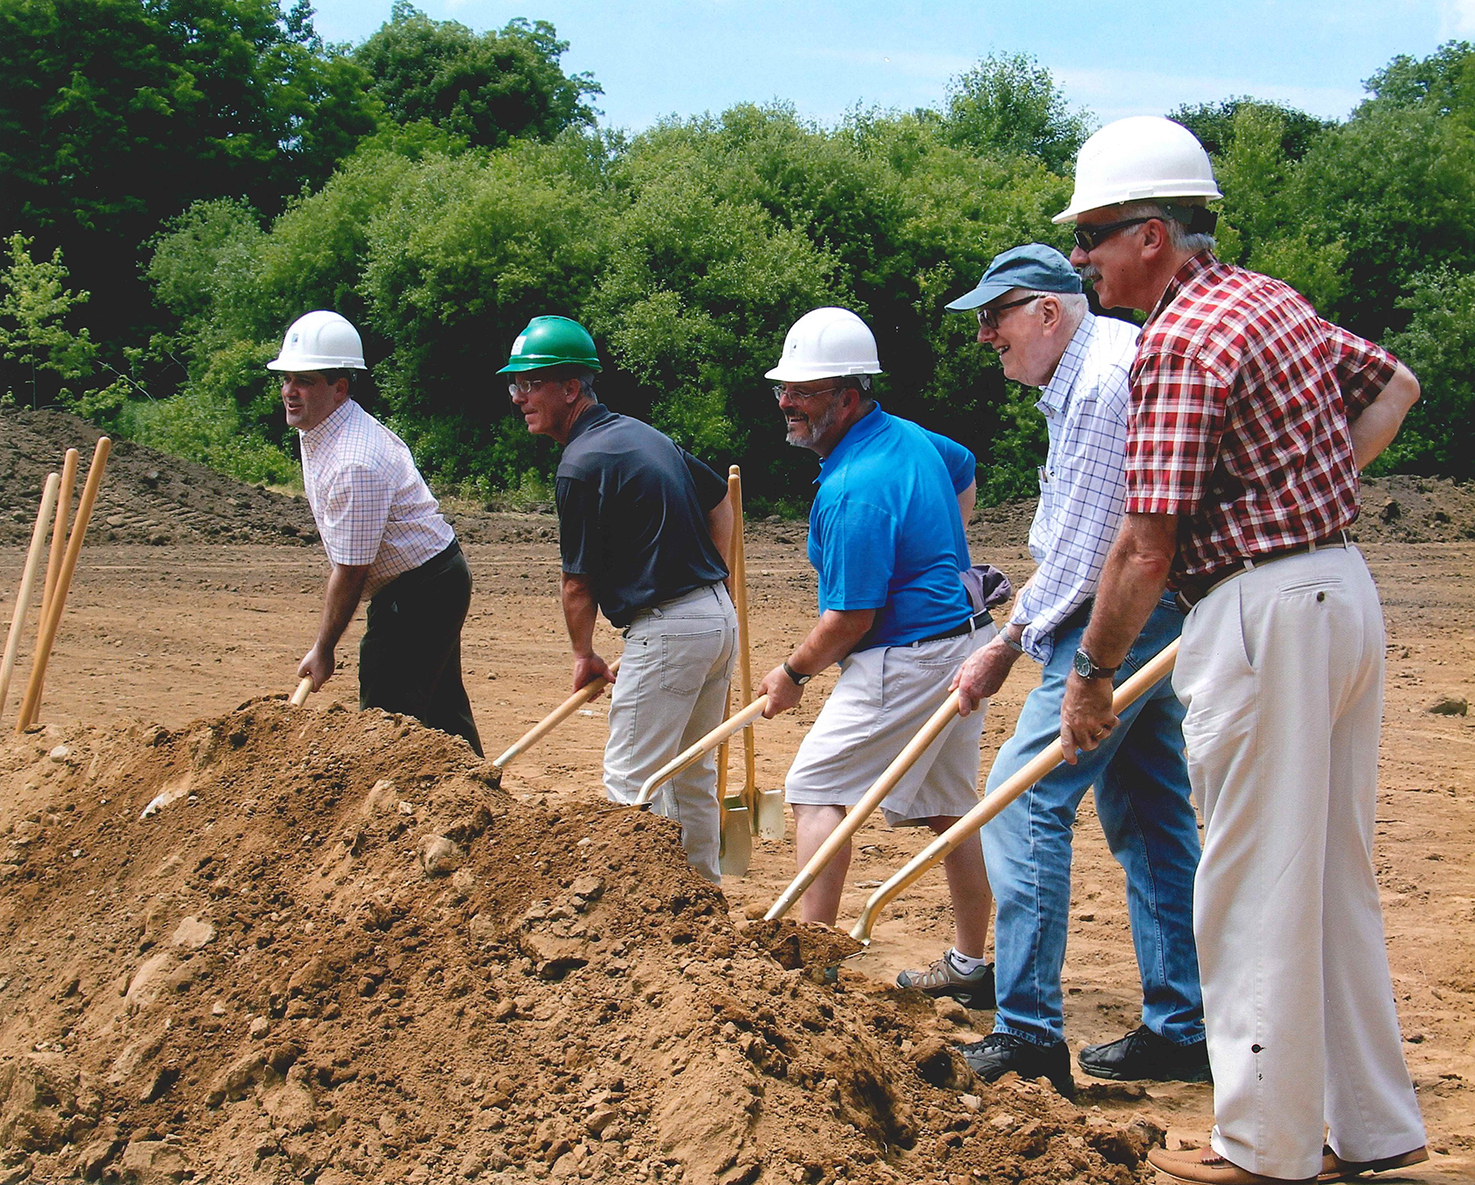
[1073,648,1092,678]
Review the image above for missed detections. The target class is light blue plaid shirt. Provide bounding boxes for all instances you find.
[1011,312,1141,663]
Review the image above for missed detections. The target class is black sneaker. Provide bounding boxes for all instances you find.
[959,1032,1075,1098]
[895,950,996,1010]
[1077,1024,1212,1083]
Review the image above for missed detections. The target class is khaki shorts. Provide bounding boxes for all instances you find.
[785,623,994,824]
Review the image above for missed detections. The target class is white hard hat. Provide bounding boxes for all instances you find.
[1054,116,1222,224]
[765,307,882,382]
[267,310,367,371]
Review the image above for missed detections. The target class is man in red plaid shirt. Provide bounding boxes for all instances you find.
[1055,117,1427,1185]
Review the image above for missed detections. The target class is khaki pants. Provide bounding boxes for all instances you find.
[603,584,737,883]
[1175,546,1424,1179]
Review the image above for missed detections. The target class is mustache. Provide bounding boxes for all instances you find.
[1080,264,1102,286]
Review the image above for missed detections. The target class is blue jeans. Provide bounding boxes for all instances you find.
[984,596,1204,1047]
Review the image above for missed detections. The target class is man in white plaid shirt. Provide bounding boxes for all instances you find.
[943,246,1205,1097]
[271,311,481,756]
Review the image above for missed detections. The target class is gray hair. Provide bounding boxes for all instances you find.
[1116,199,1217,255]
[577,374,597,402]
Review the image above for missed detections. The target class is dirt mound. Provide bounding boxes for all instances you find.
[0,702,1162,1184]
[0,408,317,548]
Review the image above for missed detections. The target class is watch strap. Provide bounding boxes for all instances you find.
[782,660,812,686]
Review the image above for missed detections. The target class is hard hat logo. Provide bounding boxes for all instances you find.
[268,311,367,372]
[765,307,883,383]
[1054,115,1221,224]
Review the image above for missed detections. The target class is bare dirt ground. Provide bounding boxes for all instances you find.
[0,409,1472,1183]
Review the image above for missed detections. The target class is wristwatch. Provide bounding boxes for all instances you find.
[781,660,812,686]
[1072,647,1120,680]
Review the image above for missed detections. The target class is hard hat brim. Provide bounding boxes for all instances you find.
[496,357,602,375]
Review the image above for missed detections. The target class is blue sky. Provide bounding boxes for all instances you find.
[307,1,1475,132]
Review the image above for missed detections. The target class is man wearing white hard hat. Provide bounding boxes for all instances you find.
[270,311,481,756]
[1053,117,1425,1184]
[755,307,996,989]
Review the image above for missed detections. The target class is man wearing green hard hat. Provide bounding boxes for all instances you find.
[502,316,737,884]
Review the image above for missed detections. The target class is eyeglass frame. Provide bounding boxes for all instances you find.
[1072,203,1203,253]
[507,376,570,397]
[771,380,853,403]
[976,294,1042,329]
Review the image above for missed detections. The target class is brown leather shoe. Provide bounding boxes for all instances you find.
[1149,1146,1315,1184]
[1317,1144,1429,1183]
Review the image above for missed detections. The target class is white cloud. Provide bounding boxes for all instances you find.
[1438,0,1475,36]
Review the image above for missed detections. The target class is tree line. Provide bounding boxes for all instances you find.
[3,2,1473,506]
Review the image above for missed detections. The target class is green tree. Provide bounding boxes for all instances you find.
[941,53,1089,173]
[353,3,600,150]
[0,232,96,408]
[1381,265,1475,479]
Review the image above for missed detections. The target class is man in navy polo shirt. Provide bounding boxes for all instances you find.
[756,307,996,990]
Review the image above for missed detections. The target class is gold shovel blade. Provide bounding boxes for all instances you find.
[720,800,752,878]
[755,789,785,840]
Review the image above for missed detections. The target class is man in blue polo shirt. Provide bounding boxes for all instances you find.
[756,307,996,989]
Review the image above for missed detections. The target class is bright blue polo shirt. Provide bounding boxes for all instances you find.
[807,403,975,649]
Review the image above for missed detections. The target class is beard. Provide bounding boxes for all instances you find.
[784,395,841,450]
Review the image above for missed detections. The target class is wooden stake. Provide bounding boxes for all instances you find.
[0,473,61,724]
[16,438,111,733]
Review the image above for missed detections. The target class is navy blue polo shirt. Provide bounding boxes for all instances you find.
[556,403,729,628]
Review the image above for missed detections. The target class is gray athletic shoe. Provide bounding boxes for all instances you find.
[895,950,996,1010]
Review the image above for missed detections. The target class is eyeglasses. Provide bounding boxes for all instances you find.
[772,381,848,403]
[1071,216,1159,253]
[507,377,561,396]
[976,295,1041,329]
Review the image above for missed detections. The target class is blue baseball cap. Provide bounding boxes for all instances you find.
[945,244,1082,311]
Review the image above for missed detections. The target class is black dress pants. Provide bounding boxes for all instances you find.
[359,542,482,756]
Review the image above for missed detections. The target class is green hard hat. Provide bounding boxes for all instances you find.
[497,315,602,373]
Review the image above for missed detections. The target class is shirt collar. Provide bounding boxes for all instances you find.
[299,398,356,455]
[816,401,886,481]
[1036,312,1097,416]
[565,401,614,445]
[1145,250,1219,328]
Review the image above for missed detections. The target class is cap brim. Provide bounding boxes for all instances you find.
[945,279,1018,311]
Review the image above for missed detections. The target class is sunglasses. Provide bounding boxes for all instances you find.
[507,377,563,396]
[976,294,1041,329]
[1071,217,1158,253]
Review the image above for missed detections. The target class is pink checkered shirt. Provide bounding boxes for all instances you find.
[299,400,454,598]
[1124,252,1396,587]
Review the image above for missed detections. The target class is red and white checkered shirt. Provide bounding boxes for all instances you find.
[1124,252,1396,586]
[299,400,454,598]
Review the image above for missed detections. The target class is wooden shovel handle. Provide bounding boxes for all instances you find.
[728,466,758,812]
[0,473,61,724]
[766,688,962,921]
[289,676,315,707]
[491,656,622,772]
[635,696,769,806]
[849,638,1180,943]
[16,438,110,733]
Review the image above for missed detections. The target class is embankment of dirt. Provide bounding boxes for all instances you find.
[0,702,1163,1184]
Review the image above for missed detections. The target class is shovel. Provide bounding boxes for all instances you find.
[726,466,785,840]
[765,687,963,921]
[848,639,1180,944]
[634,696,768,877]
[486,656,621,787]
[289,675,314,706]
[714,687,751,876]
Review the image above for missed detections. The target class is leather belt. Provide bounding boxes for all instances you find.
[910,608,992,646]
[1176,531,1350,609]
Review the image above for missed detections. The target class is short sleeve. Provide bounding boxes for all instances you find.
[922,429,978,495]
[1124,349,1228,516]
[681,450,729,511]
[812,497,897,612]
[556,474,598,576]
[319,463,391,567]
[1321,321,1397,417]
